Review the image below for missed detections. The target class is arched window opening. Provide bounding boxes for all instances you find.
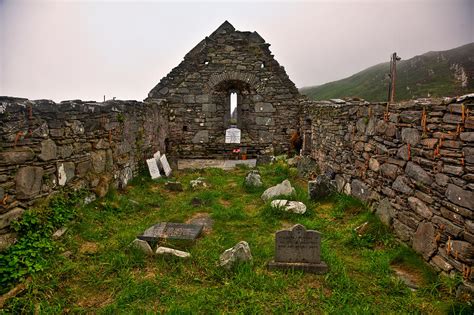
[230,91,238,125]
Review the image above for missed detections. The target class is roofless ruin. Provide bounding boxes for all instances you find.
[146,21,304,158]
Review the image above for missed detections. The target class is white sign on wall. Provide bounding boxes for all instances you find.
[225,128,241,144]
[146,158,161,179]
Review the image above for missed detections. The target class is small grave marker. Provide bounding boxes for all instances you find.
[146,158,161,179]
[138,222,203,242]
[225,127,241,144]
[268,224,328,274]
[160,154,172,177]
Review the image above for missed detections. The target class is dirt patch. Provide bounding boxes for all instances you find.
[186,212,214,234]
[391,264,424,290]
[219,199,232,207]
[79,242,99,255]
[76,291,114,308]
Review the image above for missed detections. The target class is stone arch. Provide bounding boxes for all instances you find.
[206,71,260,92]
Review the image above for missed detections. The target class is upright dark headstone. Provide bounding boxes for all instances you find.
[268,224,328,274]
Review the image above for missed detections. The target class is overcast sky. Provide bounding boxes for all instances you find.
[0,0,472,102]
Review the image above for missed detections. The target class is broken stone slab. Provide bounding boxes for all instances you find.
[375,198,394,226]
[271,200,306,214]
[156,246,190,258]
[165,181,183,192]
[190,177,208,189]
[52,227,68,240]
[129,239,154,255]
[261,179,295,201]
[244,170,262,187]
[308,175,336,200]
[219,241,252,269]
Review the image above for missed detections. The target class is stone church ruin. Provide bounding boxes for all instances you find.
[0,21,473,294]
[146,21,303,158]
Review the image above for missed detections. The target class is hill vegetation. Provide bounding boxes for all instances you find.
[301,43,474,102]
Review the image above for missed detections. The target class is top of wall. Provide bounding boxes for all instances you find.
[145,21,300,101]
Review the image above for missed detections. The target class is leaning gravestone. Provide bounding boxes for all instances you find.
[159,154,172,177]
[146,158,161,179]
[268,224,328,274]
[225,127,241,144]
[153,150,161,162]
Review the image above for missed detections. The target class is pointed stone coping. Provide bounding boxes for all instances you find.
[177,159,256,170]
[138,222,204,242]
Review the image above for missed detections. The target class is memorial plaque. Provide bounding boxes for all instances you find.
[153,150,161,162]
[225,128,241,144]
[160,154,172,177]
[268,224,328,274]
[146,158,161,179]
[138,222,204,242]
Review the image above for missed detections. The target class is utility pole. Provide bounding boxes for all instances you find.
[387,52,401,104]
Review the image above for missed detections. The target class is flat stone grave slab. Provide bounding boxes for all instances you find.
[268,224,328,274]
[138,222,204,242]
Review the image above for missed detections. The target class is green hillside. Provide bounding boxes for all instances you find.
[301,43,474,102]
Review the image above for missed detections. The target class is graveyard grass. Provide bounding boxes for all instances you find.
[1,162,472,314]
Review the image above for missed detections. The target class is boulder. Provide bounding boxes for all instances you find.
[219,241,252,269]
[0,233,17,251]
[375,198,394,226]
[129,239,154,255]
[0,148,35,165]
[156,246,190,258]
[261,180,295,201]
[244,170,262,187]
[308,175,335,200]
[271,200,307,214]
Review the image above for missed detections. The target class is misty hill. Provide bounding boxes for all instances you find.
[300,43,474,102]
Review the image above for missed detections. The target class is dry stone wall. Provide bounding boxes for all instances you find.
[146,21,303,158]
[305,95,474,286]
[0,97,167,249]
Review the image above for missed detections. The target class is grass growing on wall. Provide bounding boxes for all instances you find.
[1,163,472,313]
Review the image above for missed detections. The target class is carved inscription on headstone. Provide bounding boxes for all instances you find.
[160,154,172,177]
[268,224,328,274]
[146,158,161,179]
[275,224,321,263]
[225,128,241,144]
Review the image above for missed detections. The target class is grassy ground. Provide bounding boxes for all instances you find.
[1,162,471,313]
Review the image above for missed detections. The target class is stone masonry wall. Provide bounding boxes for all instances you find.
[305,95,474,287]
[0,97,167,250]
[147,21,303,159]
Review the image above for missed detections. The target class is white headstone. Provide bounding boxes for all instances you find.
[225,128,241,144]
[160,154,172,177]
[146,158,161,179]
[153,150,161,162]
